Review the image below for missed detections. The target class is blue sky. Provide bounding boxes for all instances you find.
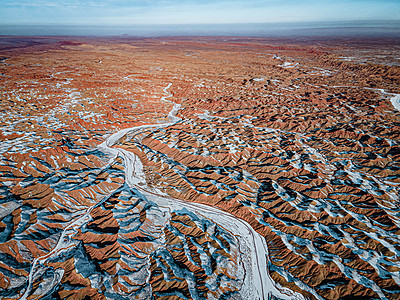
[0,0,399,25]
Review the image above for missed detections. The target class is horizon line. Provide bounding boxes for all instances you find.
[1,20,400,27]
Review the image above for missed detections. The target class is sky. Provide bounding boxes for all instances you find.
[0,0,399,25]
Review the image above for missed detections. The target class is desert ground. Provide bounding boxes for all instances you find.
[0,36,399,299]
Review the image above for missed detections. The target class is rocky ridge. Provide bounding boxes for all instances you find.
[0,36,399,299]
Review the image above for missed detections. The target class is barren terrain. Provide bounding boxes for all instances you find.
[0,36,399,299]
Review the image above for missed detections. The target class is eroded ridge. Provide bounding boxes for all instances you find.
[14,83,297,300]
[0,36,399,299]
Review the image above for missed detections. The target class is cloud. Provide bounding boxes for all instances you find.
[2,0,104,8]
[0,0,399,25]
[3,1,58,8]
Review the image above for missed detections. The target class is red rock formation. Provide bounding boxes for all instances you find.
[0,36,399,299]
